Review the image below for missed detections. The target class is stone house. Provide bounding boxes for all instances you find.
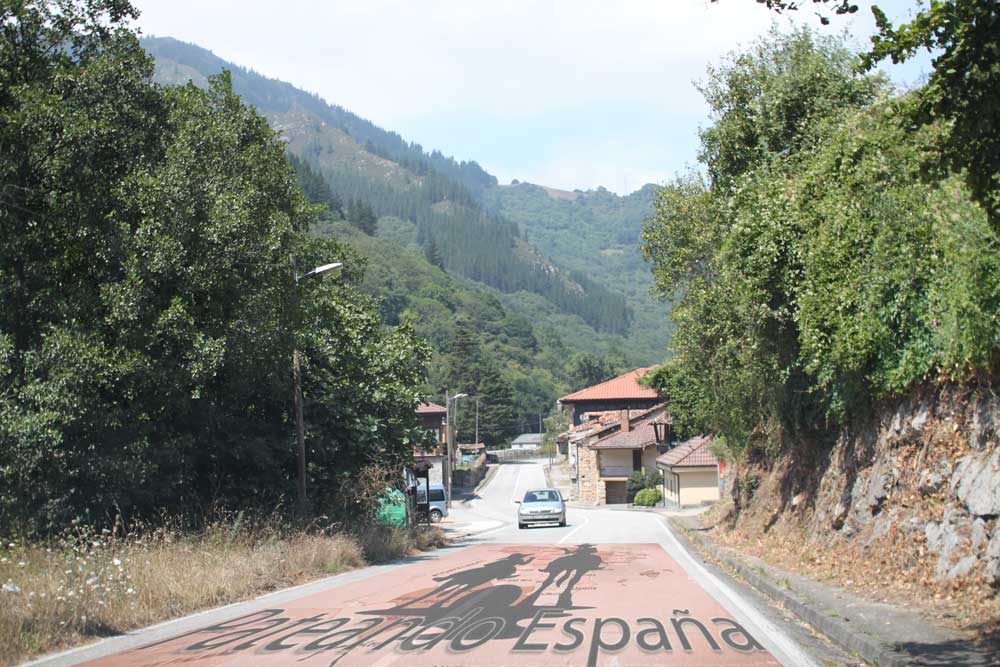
[656,436,720,508]
[575,405,670,505]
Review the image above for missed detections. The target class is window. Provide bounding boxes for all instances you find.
[632,450,642,471]
[429,489,446,502]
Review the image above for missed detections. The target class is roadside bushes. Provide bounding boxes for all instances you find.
[633,488,663,507]
[627,471,663,502]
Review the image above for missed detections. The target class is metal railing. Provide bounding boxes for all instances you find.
[599,464,635,478]
[489,448,545,461]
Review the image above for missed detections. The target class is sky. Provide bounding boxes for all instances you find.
[132,0,934,195]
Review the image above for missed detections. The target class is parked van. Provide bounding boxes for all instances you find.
[416,483,449,522]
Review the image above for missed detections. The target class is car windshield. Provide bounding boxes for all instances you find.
[523,490,559,503]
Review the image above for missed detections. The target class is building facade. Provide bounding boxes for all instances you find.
[656,436,720,508]
[574,405,670,505]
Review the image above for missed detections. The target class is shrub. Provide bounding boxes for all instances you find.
[634,488,662,507]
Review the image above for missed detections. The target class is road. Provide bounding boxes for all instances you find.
[29,460,855,667]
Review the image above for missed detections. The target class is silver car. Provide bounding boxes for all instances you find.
[516,488,566,528]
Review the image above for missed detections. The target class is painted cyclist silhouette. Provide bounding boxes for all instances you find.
[405,553,534,607]
[521,543,603,608]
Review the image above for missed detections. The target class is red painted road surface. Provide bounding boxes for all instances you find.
[83,543,780,667]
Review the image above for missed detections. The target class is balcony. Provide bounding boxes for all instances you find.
[599,464,635,478]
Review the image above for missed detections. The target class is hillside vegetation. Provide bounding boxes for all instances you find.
[142,37,634,339]
[483,182,668,360]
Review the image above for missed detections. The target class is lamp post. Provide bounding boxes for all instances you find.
[290,255,343,516]
[444,391,466,508]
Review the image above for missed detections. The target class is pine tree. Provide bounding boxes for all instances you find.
[347,199,377,235]
[476,363,517,447]
[425,237,444,269]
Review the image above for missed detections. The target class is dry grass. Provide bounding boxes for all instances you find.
[0,518,445,667]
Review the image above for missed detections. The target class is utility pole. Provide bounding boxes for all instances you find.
[475,399,479,444]
[444,391,467,509]
[445,389,452,509]
[288,256,343,518]
[290,255,307,516]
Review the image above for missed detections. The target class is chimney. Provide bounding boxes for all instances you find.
[619,409,630,433]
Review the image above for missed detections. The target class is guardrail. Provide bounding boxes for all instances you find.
[489,448,544,461]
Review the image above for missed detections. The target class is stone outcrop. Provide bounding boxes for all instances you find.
[747,384,1000,586]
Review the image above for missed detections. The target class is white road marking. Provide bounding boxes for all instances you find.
[508,462,524,504]
[652,514,820,667]
[557,512,590,543]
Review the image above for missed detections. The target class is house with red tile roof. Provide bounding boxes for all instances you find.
[416,402,447,446]
[415,402,448,485]
[656,436,720,508]
[571,404,672,505]
[559,367,661,426]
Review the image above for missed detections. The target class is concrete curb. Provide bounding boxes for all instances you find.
[667,517,911,667]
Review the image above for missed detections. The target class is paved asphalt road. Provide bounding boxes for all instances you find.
[26,460,858,667]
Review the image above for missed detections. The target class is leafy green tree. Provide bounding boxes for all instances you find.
[643,26,1000,463]
[698,26,887,191]
[723,0,1000,227]
[865,0,1000,228]
[0,0,430,532]
[567,352,615,389]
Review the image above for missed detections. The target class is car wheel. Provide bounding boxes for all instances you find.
[430,509,443,523]
[559,517,566,527]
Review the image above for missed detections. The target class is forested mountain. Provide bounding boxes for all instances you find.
[143,38,497,196]
[482,182,668,360]
[316,217,579,443]
[140,36,668,439]
[141,37,633,339]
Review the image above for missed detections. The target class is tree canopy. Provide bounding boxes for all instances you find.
[642,27,999,457]
[0,0,429,532]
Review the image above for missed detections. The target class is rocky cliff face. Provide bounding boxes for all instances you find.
[731,384,1000,590]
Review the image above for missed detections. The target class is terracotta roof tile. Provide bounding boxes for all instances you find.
[416,402,447,415]
[560,404,670,442]
[587,407,671,450]
[656,436,718,468]
[559,367,660,403]
[590,423,658,449]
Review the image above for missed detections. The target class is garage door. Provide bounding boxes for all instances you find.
[605,481,627,504]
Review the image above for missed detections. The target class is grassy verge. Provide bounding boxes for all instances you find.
[0,518,446,666]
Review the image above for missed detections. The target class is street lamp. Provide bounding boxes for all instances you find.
[444,391,467,508]
[290,255,343,516]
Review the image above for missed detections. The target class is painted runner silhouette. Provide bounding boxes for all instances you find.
[405,553,534,607]
[521,543,603,609]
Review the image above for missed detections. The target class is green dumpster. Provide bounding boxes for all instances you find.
[374,488,407,527]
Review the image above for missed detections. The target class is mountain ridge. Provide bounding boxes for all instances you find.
[141,35,667,361]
